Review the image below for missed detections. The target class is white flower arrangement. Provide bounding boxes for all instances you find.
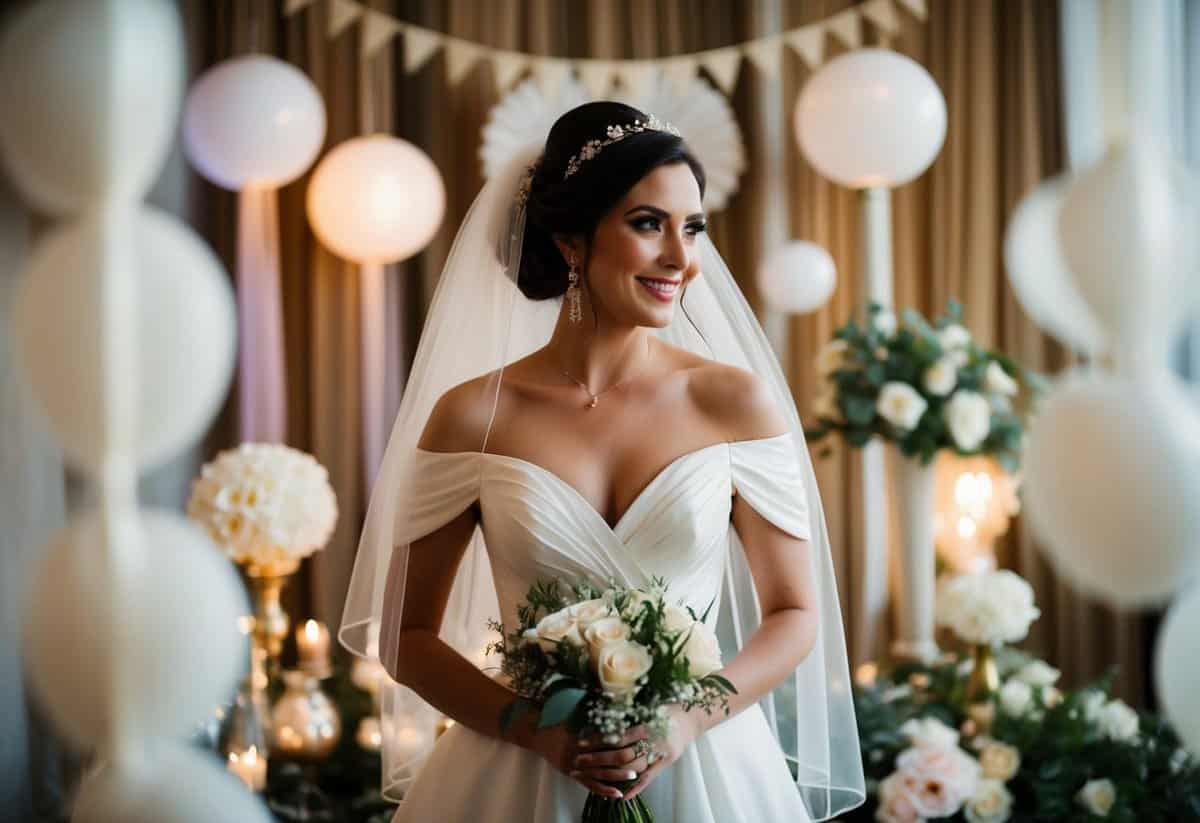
[186,442,338,571]
[935,570,1041,647]
[808,301,1043,471]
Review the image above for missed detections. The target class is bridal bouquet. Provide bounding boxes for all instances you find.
[489,577,737,823]
[806,300,1044,471]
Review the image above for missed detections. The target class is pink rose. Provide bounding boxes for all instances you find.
[895,745,981,818]
[876,772,924,823]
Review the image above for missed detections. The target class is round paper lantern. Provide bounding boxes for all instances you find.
[73,741,274,823]
[795,49,947,189]
[183,55,326,191]
[1156,584,1200,757]
[1003,176,1107,355]
[0,0,184,213]
[13,207,237,474]
[757,241,837,313]
[1058,139,1200,364]
[24,510,248,747]
[1022,371,1200,606]
[307,135,446,264]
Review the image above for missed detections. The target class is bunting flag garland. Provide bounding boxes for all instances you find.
[285,0,929,99]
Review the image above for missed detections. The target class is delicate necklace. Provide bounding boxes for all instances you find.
[558,340,650,409]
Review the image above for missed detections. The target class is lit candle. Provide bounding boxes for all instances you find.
[356,716,383,752]
[227,745,267,792]
[297,619,331,673]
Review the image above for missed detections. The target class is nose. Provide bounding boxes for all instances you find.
[658,226,689,272]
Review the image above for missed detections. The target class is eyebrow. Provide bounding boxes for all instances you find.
[624,205,706,222]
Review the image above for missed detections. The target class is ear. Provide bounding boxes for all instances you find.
[552,233,584,265]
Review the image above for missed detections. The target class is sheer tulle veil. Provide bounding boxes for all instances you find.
[339,122,865,819]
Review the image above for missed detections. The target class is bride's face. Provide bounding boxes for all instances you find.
[581,162,706,329]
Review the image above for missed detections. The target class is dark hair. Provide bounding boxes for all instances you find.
[516,101,706,300]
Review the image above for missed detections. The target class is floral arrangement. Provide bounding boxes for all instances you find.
[936,571,1041,647]
[489,577,736,823]
[186,442,338,571]
[806,301,1044,471]
[847,570,1200,823]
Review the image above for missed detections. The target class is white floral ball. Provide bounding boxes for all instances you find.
[936,570,1041,646]
[186,442,338,567]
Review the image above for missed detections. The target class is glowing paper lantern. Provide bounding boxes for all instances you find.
[757,241,837,314]
[0,0,184,213]
[183,55,326,191]
[1023,371,1200,606]
[306,135,446,265]
[795,49,947,189]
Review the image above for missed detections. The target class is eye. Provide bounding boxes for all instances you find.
[630,216,661,232]
[685,221,707,236]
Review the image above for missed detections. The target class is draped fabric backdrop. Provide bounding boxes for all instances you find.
[188,0,1146,704]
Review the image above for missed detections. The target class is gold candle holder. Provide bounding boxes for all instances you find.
[271,670,342,761]
[242,556,301,678]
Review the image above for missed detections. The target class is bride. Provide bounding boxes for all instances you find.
[339,101,864,822]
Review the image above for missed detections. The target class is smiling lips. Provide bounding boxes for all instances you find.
[636,277,681,302]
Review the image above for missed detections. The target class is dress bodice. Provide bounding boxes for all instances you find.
[399,433,811,635]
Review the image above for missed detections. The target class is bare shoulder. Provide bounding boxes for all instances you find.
[685,360,789,442]
[417,372,498,453]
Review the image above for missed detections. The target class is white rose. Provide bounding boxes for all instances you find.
[1042,686,1064,708]
[874,310,898,338]
[964,779,1014,823]
[683,622,724,679]
[596,639,654,700]
[899,716,960,750]
[984,361,1019,396]
[582,616,630,666]
[662,604,694,633]
[923,356,959,397]
[815,339,850,377]
[998,680,1033,716]
[1015,660,1060,688]
[1081,690,1107,724]
[813,390,843,423]
[877,382,928,431]
[945,390,992,451]
[978,742,1021,781]
[1076,778,1116,817]
[535,608,583,653]
[938,323,972,352]
[569,598,614,628]
[1098,700,1139,742]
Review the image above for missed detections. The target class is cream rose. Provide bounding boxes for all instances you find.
[923,356,959,397]
[984,361,1019,396]
[1076,778,1116,817]
[534,608,584,653]
[964,779,1014,823]
[938,323,972,352]
[978,742,1021,782]
[998,680,1033,717]
[582,616,630,665]
[877,382,928,431]
[1098,700,1139,742]
[596,639,654,700]
[682,622,723,679]
[876,772,922,823]
[899,716,959,750]
[569,598,614,628]
[1015,660,1060,688]
[895,744,980,817]
[945,390,992,451]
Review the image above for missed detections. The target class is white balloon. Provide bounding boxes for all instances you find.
[757,241,837,313]
[13,207,236,473]
[795,48,947,189]
[24,510,248,747]
[73,741,273,823]
[307,135,446,264]
[1023,371,1200,607]
[183,55,326,191]
[1003,176,1107,355]
[0,0,183,213]
[1058,139,1200,365]
[1156,584,1200,757]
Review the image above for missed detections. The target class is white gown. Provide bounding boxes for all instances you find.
[392,433,816,823]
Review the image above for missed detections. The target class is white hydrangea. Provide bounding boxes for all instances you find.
[935,570,1041,646]
[877,382,928,431]
[186,442,338,568]
[945,390,992,451]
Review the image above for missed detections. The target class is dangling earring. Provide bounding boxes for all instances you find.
[567,259,583,324]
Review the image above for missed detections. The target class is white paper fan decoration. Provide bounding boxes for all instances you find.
[480,74,746,212]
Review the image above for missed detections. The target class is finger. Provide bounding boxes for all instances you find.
[574,747,637,769]
[578,765,641,784]
[621,758,667,801]
[567,772,624,800]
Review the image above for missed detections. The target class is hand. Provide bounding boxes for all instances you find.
[523,721,625,800]
[570,725,653,798]
[619,707,701,801]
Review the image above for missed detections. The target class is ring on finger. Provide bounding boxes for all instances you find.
[633,739,650,759]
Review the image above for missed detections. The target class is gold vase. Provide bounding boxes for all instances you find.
[271,670,342,761]
[243,556,301,678]
[965,643,1000,733]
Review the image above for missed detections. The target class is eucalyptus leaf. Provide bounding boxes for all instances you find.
[537,687,587,728]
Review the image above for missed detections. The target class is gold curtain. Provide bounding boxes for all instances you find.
[191,0,1145,703]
